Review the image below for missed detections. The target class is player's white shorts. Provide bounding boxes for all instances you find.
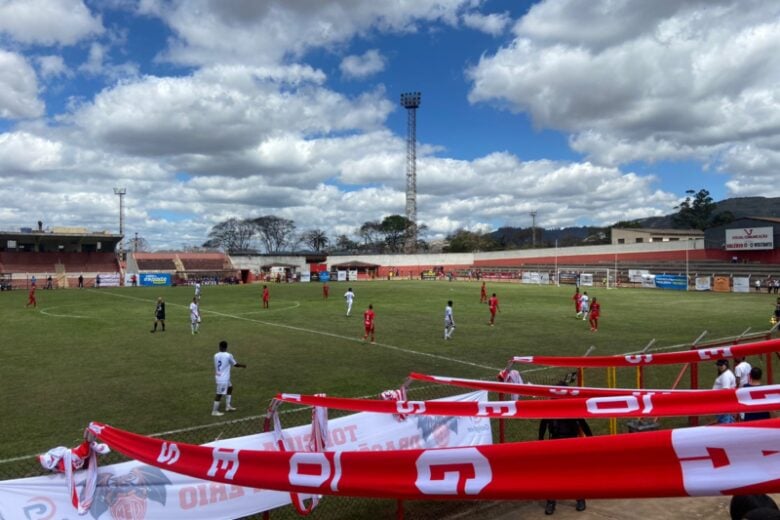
[216,382,230,395]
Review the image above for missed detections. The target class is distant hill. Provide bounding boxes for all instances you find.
[487,196,780,248]
[630,196,780,229]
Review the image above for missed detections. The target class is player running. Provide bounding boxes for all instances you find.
[362,304,375,343]
[589,297,601,332]
[488,293,500,326]
[344,287,355,317]
[26,284,37,308]
[572,287,582,317]
[578,291,590,320]
[480,282,487,304]
[211,340,246,416]
[444,300,456,340]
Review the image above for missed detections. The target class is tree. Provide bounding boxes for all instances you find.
[202,218,256,252]
[380,214,411,253]
[335,234,359,252]
[358,221,384,252]
[301,229,329,252]
[250,216,296,253]
[673,189,718,230]
[443,229,499,253]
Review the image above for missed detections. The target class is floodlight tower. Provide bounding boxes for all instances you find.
[529,210,537,248]
[400,91,421,253]
[113,187,126,257]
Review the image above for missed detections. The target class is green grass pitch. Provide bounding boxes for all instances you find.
[0,280,775,461]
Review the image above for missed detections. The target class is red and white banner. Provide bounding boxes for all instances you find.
[513,338,780,367]
[83,420,780,500]
[276,384,780,419]
[409,372,704,398]
[0,392,490,519]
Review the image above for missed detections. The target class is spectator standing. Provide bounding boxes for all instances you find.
[743,367,772,422]
[78,274,84,288]
[539,392,592,515]
[734,355,752,388]
[95,274,101,288]
[712,359,737,423]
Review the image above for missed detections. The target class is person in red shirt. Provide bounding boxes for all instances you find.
[589,297,601,332]
[26,284,37,308]
[480,282,487,304]
[572,287,582,317]
[322,282,329,300]
[262,285,270,308]
[362,304,375,343]
[488,293,500,326]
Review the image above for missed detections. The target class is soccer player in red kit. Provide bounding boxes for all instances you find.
[488,293,500,326]
[323,282,329,300]
[589,297,601,332]
[480,282,487,303]
[262,285,270,308]
[572,287,582,317]
[26,284,37,308]
[362,304,375,343]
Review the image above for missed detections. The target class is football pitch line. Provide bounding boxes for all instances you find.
[90,289,503,372]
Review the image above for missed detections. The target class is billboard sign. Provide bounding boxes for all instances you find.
[140,273,172,286]
[725,227,774,250]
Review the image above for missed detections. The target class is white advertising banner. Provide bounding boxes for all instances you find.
[0,392,490,520]
[629,269,650,283]
[337,270,347,282]
[733,276,751,293]
[641,274,656,288]
[694,276,712,291]
[725,227,774,251]
[580,273,593,286]
[299,272,311,282]
[522,272,542,284]
[348,269,358,281]
[98,273,121,287]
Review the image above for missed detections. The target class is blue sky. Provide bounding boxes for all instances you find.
[0,0,777,250]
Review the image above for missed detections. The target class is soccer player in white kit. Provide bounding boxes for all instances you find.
[344,287,355,317]
[578,291,590,320]
[212,340,246,416]
[189,297,201,335]
[194,281,202,301]
[444,300,455,340]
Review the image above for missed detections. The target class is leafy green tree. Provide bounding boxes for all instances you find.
[380,214,412,253]
[673,189,717,230]
[443,229,500,252]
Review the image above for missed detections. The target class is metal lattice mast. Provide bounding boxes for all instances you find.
[400,91,421,253]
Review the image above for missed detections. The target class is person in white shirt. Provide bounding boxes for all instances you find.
[712,359,737,423]
[344,287,355,317]
[189,297,201,335]
[194,281,202,301]
[212,340,246,416]
[733,355,752,388]
[444,300,456,340]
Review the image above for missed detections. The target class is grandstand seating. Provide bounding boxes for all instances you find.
[136,258,177,271]
[179,258,227,271]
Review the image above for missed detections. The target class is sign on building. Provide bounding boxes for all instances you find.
[725,227,774,251]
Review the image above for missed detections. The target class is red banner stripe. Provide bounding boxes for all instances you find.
[87,420,780,500]
[512,338,780,368]
[409,372,705,397]
[276,385,780,419]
